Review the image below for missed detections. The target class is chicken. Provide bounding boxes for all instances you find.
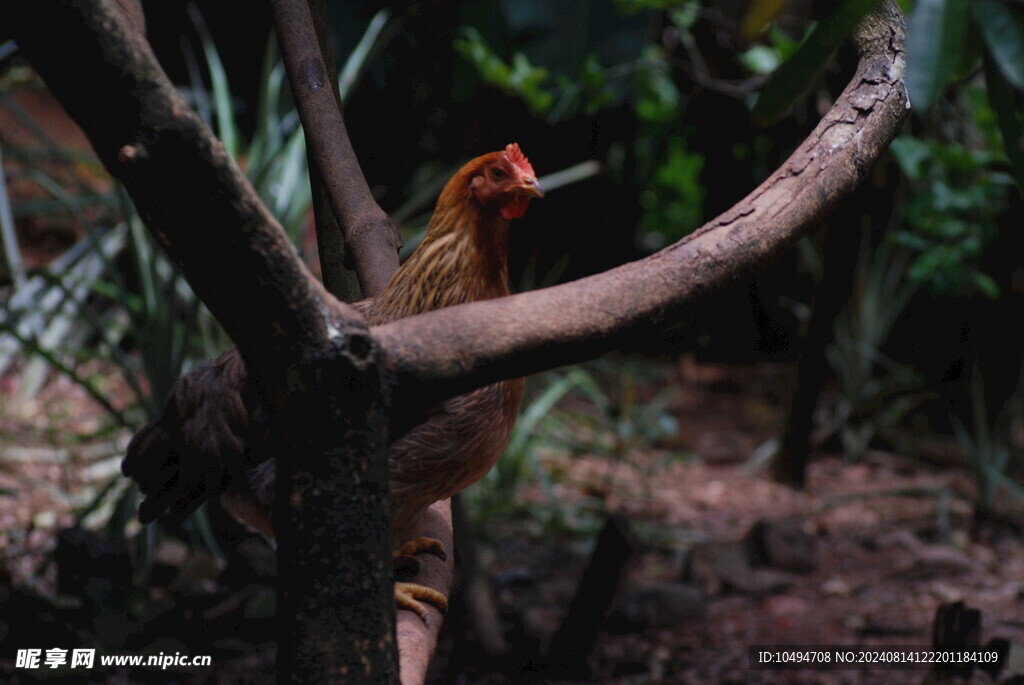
[122,143,543,618]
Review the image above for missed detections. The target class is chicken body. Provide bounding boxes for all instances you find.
[122,145,542,612]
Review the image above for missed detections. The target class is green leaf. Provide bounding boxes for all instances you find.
[751,0,878,125]
[972,272,1001,299]
[889,136,932,180]
[983,49,1024,189]
[905,0,970,110]
[973,0,1024,90]
[454,27,553,115]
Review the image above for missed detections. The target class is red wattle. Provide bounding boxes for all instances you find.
[500,196,530,220]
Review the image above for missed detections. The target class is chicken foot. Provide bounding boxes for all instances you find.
[393,536,449,620]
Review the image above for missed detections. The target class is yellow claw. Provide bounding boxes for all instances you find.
[392,537,449,621]
[395,581,448,621]
[393,536,447,565]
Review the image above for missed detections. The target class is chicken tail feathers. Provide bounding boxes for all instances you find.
[122,346,251,524]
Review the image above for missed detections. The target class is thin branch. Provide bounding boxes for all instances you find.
[271,0,401,298]
[376,0,910,420]
[303,0,363,303]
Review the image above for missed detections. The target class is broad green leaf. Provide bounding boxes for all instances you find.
[905,0,970,110]
[983,50,1024,189]
[973,0,1024,90]
[751,0,878,125]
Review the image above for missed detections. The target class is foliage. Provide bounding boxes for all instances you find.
[468,362,682,538]
[195,34,311,243]
[545,360,680,464]
[454,27,554,115]
[889,134,1010,298]
[468,371,582,529]
[614,0,690,14]
[454,8,706,248]
[0,193,212,542]
[750,0,879,125]
[824,236,929,462]
[636,136,704,246]
[631,46,682,124]
[0,22,322,544]
[903,0,1024,186]
[904,0,971,110]
[952,364,1024,516]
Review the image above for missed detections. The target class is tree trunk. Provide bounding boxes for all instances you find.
[272,340,399,682]
[773,200,862,486]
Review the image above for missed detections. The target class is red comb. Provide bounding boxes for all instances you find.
[505,143,534,175]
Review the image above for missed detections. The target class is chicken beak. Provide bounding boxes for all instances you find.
[518,177,545,199]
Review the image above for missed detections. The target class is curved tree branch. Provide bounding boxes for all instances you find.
[376,0,909,417]
[271,0,401,297]
[4,0,346,366]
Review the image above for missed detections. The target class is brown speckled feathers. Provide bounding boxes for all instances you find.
[122,145,541,536]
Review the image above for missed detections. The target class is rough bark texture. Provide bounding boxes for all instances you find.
[7,0,909,683]
[273,332,399,683]
[271,0,401,298]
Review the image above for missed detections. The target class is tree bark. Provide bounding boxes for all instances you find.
[271,0,401,298]
[395,500,454,685]
[772,203,863,487]
[273,328,399,683]
[547,514,636,678]
[303,0,363,303]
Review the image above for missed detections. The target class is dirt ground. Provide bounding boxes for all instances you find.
[430,357,1024,684]
[1,354,1022,684]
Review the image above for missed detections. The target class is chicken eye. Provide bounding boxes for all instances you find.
[489,167,507,181]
